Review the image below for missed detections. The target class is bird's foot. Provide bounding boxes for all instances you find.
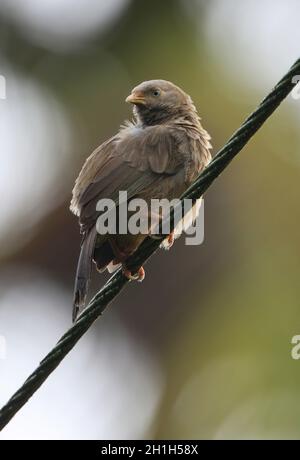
[123,266,145,282]
[161,231,175,250]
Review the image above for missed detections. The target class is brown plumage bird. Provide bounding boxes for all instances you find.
[70,80,212,321]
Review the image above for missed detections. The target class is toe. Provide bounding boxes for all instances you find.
[137,266,145,282]
[123,266,145,282]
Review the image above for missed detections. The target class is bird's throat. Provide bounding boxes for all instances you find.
[134,105,176,126]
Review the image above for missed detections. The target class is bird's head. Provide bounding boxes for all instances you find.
[126,79,196,126]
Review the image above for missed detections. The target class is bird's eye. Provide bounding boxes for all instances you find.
[152,89,161,97]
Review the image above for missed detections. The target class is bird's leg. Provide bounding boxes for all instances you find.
[168,230,175,247]
[161,230,175,250]
[109,238,132,263]
[123,265,145,282]
[109,238,145,281]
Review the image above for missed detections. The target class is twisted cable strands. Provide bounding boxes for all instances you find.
[0,58,299,431]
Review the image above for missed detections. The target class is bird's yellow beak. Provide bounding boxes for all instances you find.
[125,91,146,105]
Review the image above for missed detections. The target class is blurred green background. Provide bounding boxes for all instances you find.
[0,0,300,440]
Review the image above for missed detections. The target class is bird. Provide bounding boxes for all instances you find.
[70,79,212,322]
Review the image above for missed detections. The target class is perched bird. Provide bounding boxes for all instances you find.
[70,79,212,321]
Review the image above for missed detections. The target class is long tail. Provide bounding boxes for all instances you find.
[73,226,97,322]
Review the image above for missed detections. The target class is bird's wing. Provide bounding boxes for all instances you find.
[71,124,188,232]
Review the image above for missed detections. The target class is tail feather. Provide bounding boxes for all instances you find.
[73,226,97,322]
